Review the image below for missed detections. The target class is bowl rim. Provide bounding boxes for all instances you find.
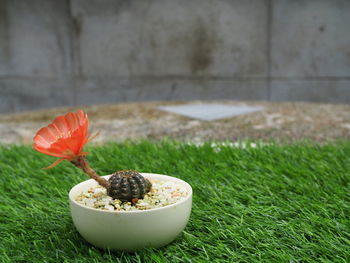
[69,173,192,214]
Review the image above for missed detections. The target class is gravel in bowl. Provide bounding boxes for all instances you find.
[75,179,189,211]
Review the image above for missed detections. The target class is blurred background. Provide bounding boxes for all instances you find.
[1,0,350,114]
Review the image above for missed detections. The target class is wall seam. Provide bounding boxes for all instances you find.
[67,0,82,106]
[266,0,273,101]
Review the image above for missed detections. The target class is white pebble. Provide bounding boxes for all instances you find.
[75,179,188,211]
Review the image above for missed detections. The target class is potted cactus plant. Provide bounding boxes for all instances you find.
[33,110,192,251]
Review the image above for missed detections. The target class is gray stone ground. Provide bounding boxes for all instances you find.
[0,101,350,144]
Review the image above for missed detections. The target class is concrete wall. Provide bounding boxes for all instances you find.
[0,0,350,113]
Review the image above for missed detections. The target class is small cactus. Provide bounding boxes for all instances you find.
[107,170,152,201]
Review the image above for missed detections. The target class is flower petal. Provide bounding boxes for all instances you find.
[52,116,70,138]
[78,110,88,127]
[87,131,100,143]
[42,158,66,169]
[33,134,51,148]
[65,112,79,132]
[33,144,73,158]
[33,109,91,167]
[36,127,61,145]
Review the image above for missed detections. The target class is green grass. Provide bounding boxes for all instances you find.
[1,141,350,263]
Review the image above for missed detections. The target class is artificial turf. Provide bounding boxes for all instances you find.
[0,141,349,263]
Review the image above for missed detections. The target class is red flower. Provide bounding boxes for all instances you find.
[33,110,95,168]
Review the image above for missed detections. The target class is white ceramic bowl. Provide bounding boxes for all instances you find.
[69,173,192,251]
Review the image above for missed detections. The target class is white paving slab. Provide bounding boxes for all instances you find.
[158,104,264,121]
